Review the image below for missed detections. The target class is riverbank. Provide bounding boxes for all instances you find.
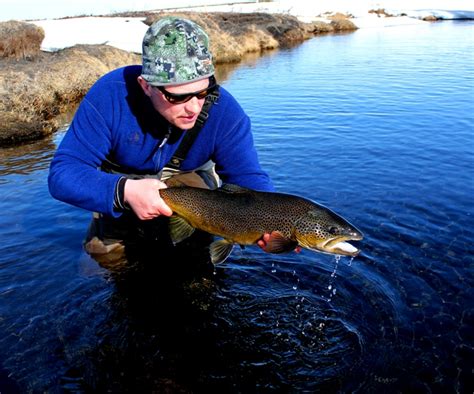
[0,11,357,146]
[1,1,473,146]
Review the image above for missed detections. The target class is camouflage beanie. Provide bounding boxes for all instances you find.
[141,17,215,86]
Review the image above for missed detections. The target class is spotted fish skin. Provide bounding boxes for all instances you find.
[160,184,363,263]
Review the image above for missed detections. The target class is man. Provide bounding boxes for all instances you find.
[48,16,275,264]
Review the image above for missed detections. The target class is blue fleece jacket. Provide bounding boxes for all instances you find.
[48,65,273,217]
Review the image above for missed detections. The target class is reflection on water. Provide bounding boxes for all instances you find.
[1,21,473,392]
[0,137,56,181]
[214,48,280,82]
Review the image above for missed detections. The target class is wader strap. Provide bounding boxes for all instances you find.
[166,88,220,170]
[101,87,220,177]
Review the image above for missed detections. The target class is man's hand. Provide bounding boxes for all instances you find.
[124,178,173,220]
[257,232,302,254]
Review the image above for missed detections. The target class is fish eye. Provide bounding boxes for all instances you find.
[328,226,340,235]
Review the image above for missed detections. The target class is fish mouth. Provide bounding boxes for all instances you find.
[318,235,363,257]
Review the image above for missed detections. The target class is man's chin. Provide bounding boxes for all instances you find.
[176,119,197,130]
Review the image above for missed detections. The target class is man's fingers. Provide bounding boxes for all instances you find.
[258,232,301,253]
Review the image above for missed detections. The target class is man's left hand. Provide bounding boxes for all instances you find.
[257,232,302,254]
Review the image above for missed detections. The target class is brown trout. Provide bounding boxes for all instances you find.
[160,184,363,265]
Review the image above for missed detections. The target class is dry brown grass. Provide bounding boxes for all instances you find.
[0,20,45,60]
[368,9,396,18]
[325,12,359,32]
[0,45,140,145]
[0,12,358,146]
[143,12,318,63]
[330,18,359,31]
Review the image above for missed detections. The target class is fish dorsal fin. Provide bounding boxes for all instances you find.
[168,215,195,244]
[209,239,234,265]
[264,231,299,254]
[219,183,251,194]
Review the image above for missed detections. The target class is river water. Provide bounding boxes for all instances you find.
[1,21,473,392]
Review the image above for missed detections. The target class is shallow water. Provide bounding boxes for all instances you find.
[1,21,473,392]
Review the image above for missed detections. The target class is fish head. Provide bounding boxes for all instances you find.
[294,207,363,257]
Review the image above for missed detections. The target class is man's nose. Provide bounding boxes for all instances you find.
[184,96,204,113]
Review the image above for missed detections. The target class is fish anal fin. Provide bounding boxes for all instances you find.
[168,215,195,244]
[210,239,234,265]
[264,231,298,254]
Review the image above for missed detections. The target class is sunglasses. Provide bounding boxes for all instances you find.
[156,76,218,104]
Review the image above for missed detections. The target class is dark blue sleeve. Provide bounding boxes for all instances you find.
[48,83,122,216]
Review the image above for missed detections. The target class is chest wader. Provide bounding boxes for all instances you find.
[84,90,220,267]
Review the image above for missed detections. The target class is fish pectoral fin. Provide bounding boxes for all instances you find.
[209,239,234,265]
[264,231,299,254]
[168,215,195,244]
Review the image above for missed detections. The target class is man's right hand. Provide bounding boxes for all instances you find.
[124,178,173,220]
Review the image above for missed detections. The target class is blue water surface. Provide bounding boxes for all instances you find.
[0,21,473,392]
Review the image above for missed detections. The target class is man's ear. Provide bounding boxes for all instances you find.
[137,76,153,97]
